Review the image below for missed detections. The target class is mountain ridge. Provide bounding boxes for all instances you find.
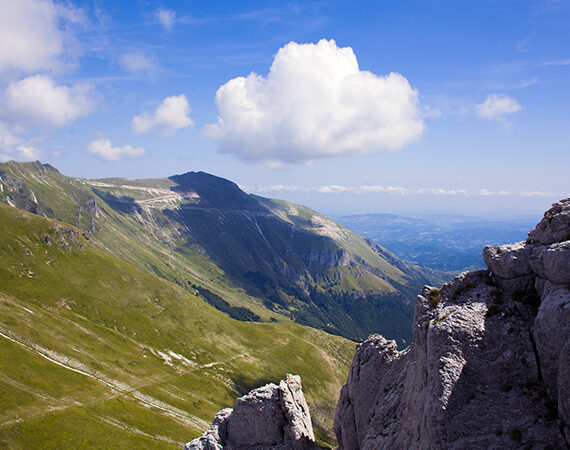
[0,160,447,345]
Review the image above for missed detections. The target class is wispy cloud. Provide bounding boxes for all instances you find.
[516,38,529,54]
[538,58,570,67]
[155,8,176,31]
[475,94,522,122]
[244,184,557,198]
[120,51,157,74]
[0,122,42,161]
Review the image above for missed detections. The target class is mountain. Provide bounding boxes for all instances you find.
[0,160,445,345]
[338,213,537,272]
[0,201,354,448]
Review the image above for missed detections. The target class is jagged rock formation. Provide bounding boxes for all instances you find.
[334,198,570,449]
[185,374,323,449]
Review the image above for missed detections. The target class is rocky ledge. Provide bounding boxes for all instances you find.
[334,198,570,449]
[185,374,323,449]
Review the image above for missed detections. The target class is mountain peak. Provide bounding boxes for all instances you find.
[169,170,264,211]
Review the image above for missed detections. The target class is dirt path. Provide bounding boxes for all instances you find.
[0,331,210,432]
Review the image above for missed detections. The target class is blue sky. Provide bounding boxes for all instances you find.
[0,0,568,216]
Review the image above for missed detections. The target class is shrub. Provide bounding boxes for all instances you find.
[428,288,441,307]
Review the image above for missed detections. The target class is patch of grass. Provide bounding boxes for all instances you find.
[435,314,448,323]
[428,288,441,307]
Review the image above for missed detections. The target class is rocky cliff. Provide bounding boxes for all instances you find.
[185,374,323,449]
[334,198,570,449]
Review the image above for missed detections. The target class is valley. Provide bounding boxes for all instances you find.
[338,213,537,272]
[0,202,353,447]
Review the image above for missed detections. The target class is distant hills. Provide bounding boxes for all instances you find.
[338,212,537,272]
[0,161,446,345]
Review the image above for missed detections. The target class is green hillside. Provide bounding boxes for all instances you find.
[0,203,353,448]
[0,161,445,344]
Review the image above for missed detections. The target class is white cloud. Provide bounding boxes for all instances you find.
[0,0,84,75]
[132,94,194,136]
[2,75,94,129]
[204,39,424,165]
[476,94,522,121]
[519,191,553,197]
[120,52,156,74]
[155,8,176,31]
[247,184,560,198]
[85,138,145,161]
[0,122,42,161]
[423,105,442,119]
[316,185,352,194]
[249,184,471,196]
[479,189,511,196]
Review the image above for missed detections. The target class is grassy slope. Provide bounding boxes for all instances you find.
[0,161,274,321]
[0,203,353,448]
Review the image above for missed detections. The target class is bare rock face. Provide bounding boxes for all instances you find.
[335,198,570,449]
[184,374,323,450]
[528,197,570,245]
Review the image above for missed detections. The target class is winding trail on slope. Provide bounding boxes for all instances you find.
[0,330,210,432]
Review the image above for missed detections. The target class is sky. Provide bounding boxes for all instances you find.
[0,0,568,217]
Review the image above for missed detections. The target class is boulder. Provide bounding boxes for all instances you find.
[529,241,570,284]
[185,374,322,450]
[483,242,533,279]
[527,197,570,245]
[483,242,536,293]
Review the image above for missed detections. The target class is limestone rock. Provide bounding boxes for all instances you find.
[483,242,535,293]
[334,198,570,449]
[483,242,533,279]
[529,241,570,284]
[527,197,570,245]
[334,272,566,449]
[533,281,570,407]
[184,409,231,450]
[279,375,315,443]
[185,374,322,450]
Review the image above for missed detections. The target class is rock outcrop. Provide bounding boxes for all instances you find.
[334,198,570,449]
[185,374,323,449]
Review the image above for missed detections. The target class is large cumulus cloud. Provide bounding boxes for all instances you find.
[204,39,424,166]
